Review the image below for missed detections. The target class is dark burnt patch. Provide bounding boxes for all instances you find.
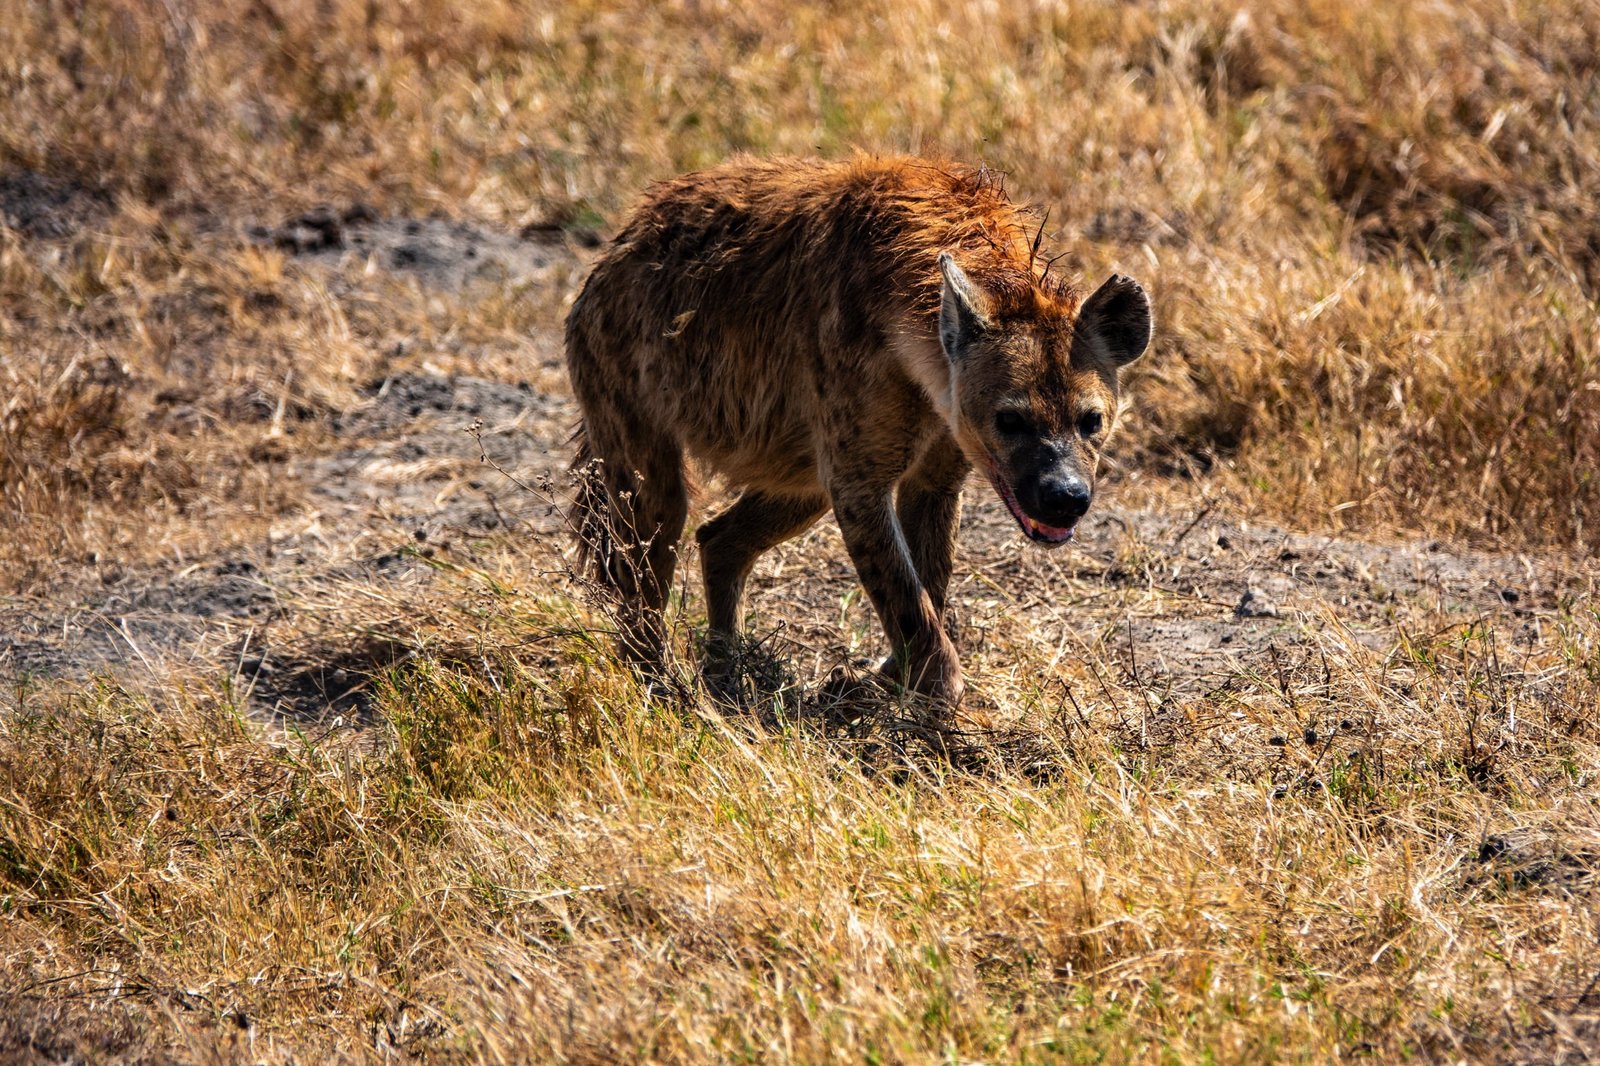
[0,169,113,239]
[236,634,414,724]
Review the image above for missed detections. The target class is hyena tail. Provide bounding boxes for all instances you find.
[565,400,689,668]
[572,422,601,576]
[566,421,609,583]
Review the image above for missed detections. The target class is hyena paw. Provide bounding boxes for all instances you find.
[897,642,964,709]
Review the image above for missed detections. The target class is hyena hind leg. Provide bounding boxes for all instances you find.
[571,426,689,671]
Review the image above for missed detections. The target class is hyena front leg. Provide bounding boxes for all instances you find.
[829,476,963,709]
[696,490,829,653]
[896,436,970,622]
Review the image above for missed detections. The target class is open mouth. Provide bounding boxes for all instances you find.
[982,457,1077,545]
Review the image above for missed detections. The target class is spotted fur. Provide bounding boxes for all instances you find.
[566,155,1152,705]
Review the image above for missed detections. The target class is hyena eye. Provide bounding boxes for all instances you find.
[995,410,1029,435]
[1077,410,1104,438]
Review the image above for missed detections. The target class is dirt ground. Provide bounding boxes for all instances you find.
[3,204,1589,738]
[10,4,1600,1058]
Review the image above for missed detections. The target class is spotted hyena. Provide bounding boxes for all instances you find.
[566,155,1151,707]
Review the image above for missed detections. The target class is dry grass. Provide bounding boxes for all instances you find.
[5,572,1600,1062]
[6,0,1600,560]
[3,0,1600,1062]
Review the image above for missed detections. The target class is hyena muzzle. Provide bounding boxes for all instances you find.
[565,155,1151,708]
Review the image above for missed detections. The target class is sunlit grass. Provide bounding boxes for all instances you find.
[2,1,1599,1061]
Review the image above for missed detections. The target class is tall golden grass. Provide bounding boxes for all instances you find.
[5,0,1598,565]
[6,568,1598,1062]
[3,1,1599,1062]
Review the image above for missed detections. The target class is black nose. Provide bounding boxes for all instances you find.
[1036,476,1091,526]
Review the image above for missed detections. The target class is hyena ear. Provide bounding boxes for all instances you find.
[938,252,990,364]
[1075,273,1152,369]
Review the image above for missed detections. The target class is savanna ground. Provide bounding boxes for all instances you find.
[2,1,1599,1062]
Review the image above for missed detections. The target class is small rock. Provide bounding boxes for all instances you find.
[1477,835,1513,862]
[273,206,345,253]
[1267,734,1287,747]
[249,437,291,463]
[1234,586,1281,619]
[1499,587,1520,604]
[1216,534,1233,550]
[519,220,565,241]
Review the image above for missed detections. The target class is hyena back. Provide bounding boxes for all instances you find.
[566,155,1151,705]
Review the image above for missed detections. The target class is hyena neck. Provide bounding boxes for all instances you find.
[889,328,961,434]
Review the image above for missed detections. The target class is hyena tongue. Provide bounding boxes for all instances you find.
[1023,513,1075,542]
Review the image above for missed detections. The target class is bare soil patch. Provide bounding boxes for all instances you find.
[252,206,580,291]
[3,211,1588,734]
[0,168,111,239]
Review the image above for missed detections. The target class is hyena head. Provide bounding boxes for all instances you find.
[937,252,1152,545]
